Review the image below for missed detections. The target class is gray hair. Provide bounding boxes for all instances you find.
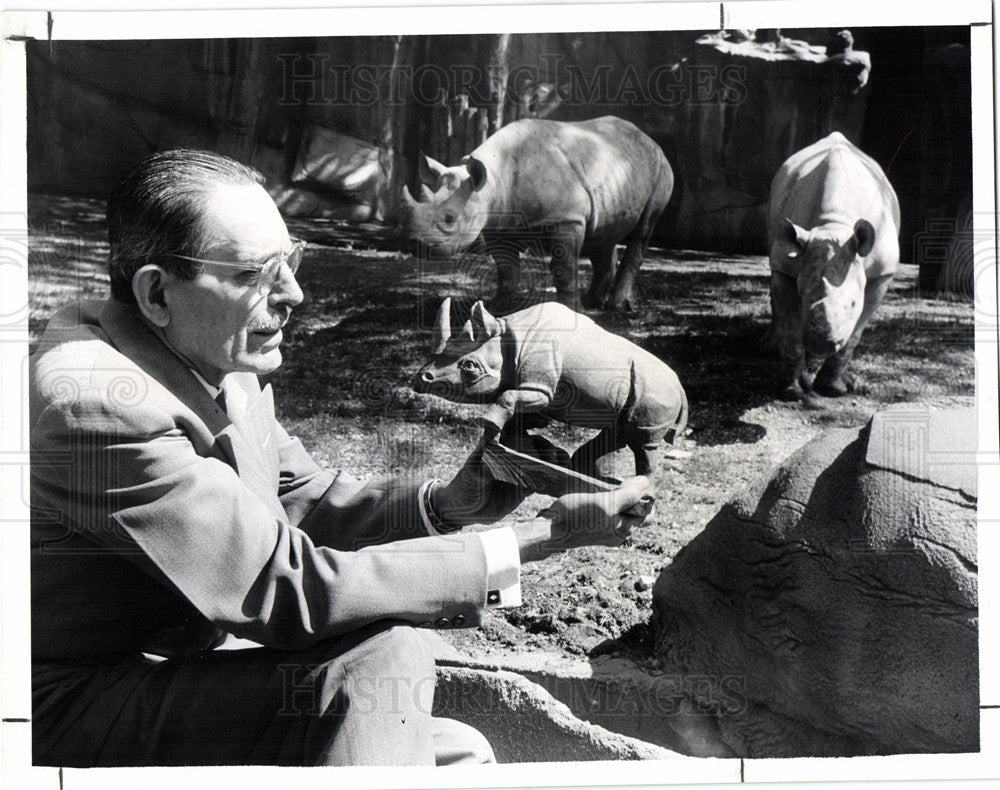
[106,149,265,305]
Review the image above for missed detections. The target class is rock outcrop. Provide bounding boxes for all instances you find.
[651,406,978,756]
[433,662,681,762]
[668,29,872,252]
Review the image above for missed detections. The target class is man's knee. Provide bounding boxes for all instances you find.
[314,624,435,716]
[347,623,435,682]
[433,716,496,765]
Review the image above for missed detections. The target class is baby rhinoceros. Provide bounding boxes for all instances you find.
[412,298,688,476]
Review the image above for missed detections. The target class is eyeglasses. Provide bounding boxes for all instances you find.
[166,238,307,294]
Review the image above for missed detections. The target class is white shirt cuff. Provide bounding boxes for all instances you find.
[478,527,521,609]
[416,480,521,608]
[417,478,446,535]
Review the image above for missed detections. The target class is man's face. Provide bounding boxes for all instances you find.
[160,183,304,384]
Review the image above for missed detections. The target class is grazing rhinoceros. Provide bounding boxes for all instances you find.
[400,116,673,312]
[412,298,688,476]
[767,132,900,399]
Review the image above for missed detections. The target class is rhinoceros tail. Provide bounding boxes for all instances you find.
[665,386,689,445]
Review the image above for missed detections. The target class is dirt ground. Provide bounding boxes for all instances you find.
[28,194,976,666]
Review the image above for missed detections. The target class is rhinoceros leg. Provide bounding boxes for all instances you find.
[621,414,670,476]
[569,428,626,478]
[583,243,618,309]
[488,240,523,312]
[814,274,893,397]
[497,422,571,467]
[769,271,809,399]
[547,223,585,311]
[627,440,661,478]
[606,166,672,312]
[606,238,649,311]
[570,424,663,477]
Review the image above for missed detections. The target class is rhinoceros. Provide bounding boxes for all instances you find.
[400,116,673,312]
[412,298,688,476]
[767,132,900,399]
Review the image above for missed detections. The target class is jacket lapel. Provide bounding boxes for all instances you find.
[98,301,282,514]
[215,376,282,505]
[98,300,230,439]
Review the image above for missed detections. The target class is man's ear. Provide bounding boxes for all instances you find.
[132,264,172,328]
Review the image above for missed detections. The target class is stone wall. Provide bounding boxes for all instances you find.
[26,38,299,197]
[663,29,871,252]
[26,27,971,266]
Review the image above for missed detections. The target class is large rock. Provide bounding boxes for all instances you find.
[667,29,871,252]
[651,406,978,757]
[433,663,679,762]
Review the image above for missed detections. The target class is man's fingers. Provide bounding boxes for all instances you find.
[611,475,651,513]
[612,518,635,540]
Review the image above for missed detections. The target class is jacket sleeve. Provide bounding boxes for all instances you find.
[31,398,489,651]
[273,421,433,550]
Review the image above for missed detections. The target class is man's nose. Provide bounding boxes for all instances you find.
[270,262,304,307]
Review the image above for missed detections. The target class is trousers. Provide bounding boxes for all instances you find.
[32,622,493,767]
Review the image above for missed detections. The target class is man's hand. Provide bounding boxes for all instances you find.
[432,440,528,528]
[513,476,652,563]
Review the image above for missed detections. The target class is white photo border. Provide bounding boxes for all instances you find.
[2,2,996,788]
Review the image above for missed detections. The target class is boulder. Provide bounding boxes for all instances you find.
[667,29,871,252]
[651,406,978,757]
[433,663,680,762]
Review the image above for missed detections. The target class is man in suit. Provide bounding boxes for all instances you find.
[29,149,651,767]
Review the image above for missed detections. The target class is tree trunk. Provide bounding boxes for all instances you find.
[488,33,510,135]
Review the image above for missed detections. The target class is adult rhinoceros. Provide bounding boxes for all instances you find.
[767,132,900,399]
[400,116,673,312]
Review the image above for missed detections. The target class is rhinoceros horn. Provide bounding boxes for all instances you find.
[433,297,452,353]
[419,153,448,187]
[419,184,436,203]
[470,300,501,340]
[400,183,419,208]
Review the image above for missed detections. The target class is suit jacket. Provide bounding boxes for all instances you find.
[30,299,488,661]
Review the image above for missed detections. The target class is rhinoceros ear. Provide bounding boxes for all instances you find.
[465,156,488,191]
[432,297,453,353]
[853,219,876,257]
[470,300,501,340]
[779,218,809,253]
[419,153,448,187]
